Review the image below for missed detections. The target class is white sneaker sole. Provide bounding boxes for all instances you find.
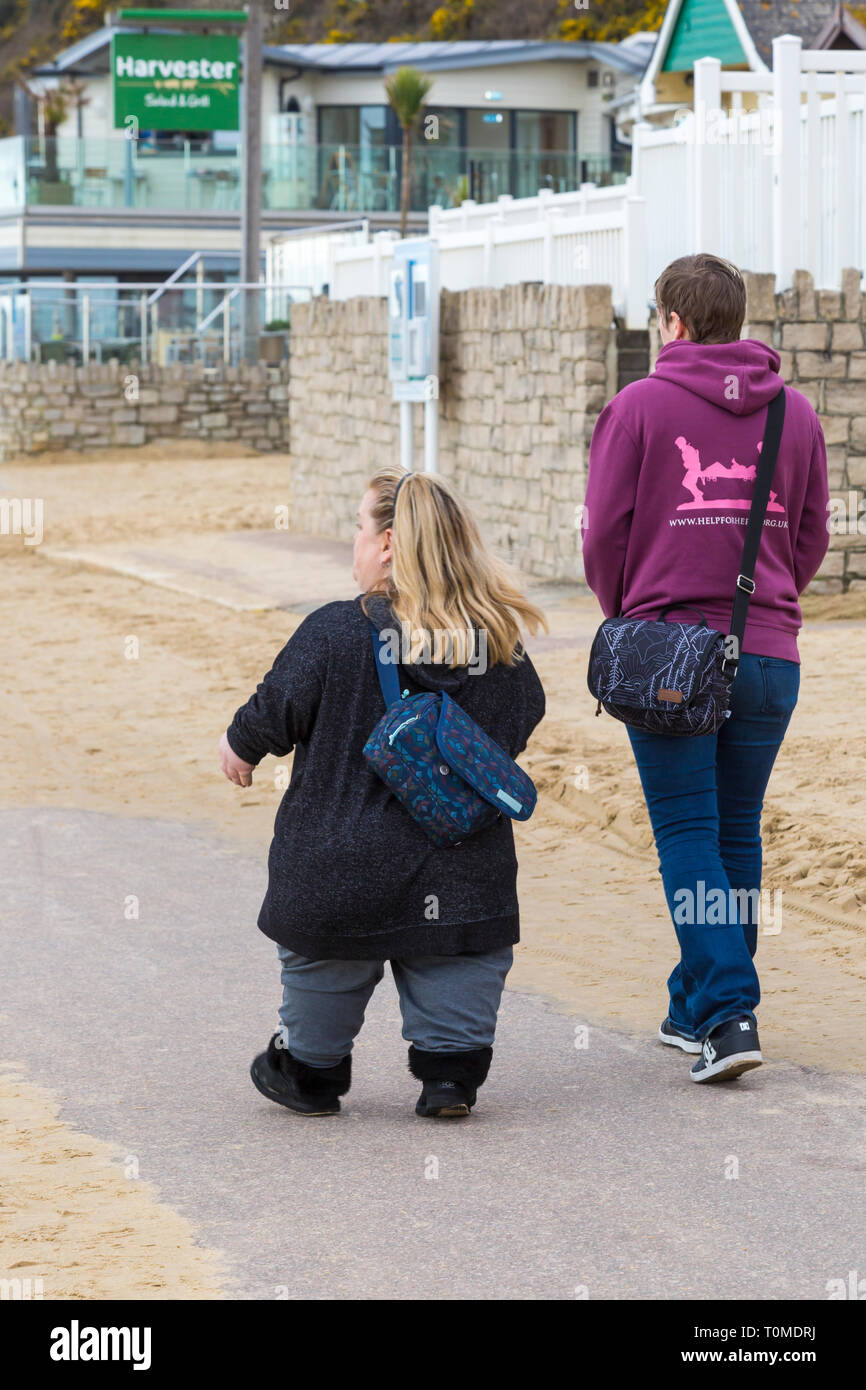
[658,1023,702,1055]
[691,1050,763,1083]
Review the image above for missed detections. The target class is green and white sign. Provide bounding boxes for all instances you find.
[111,32,240,132]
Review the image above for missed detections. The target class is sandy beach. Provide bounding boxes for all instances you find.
[2,444,864,1297]
[0,1065,225,1300]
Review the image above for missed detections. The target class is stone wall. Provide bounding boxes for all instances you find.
[0,360,290,459]
[744,268,865,593]
[649,268,866,593]
[289,283,617,581]
[291,274,865,588]
[3,271,862,593]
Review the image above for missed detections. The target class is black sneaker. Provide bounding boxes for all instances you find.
[415,1079,476,1118]
[250,1035,350,1115]
[690,1017,762,1084]
[658,1017,701,1054]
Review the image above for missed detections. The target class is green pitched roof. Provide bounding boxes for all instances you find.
[663,0,748,71]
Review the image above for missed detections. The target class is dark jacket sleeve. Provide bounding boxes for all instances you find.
[500,650,546,759]
[793,416,831,595]
[226,610,328,766]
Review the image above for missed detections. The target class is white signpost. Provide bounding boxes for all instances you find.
[388,238,440,474]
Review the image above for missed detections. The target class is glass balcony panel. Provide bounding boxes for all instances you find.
[2,136,630,214]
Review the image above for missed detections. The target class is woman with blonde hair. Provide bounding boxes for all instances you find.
[219,468,546,1118]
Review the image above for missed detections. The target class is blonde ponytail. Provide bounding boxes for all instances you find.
[362,469,548,667]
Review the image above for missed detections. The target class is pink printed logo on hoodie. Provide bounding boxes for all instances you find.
[673,434,786,513]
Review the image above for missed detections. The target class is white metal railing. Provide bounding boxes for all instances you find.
[0,278,308,366]
[265,221,371,320]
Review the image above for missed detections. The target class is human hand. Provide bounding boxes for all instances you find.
[219,731,255,787]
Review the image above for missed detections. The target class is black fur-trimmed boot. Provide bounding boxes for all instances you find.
[408,1044,493,1118]
[250,1034,351,1116]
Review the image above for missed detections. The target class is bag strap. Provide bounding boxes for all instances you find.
[725,386,786,674]
[369,620,402,708]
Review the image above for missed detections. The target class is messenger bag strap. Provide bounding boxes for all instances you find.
[725,386,786,674]
[369,620,402,708]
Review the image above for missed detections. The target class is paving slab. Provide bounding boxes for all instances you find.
[39,531,358,614]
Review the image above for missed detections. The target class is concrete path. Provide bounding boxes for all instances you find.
[40,531,357,615]
[2,806,864,1301]
[38,529,597,642]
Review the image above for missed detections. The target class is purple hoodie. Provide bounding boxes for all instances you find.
[581,338,830,662]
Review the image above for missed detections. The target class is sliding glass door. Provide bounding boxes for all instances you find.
[514,110,577,196]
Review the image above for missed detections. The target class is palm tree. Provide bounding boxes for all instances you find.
[385,66,433,238]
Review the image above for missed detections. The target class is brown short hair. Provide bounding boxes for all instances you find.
[654,254,746,344]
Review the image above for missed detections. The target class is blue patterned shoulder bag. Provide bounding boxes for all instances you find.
[362,623,537,847]
[587,387,786,737]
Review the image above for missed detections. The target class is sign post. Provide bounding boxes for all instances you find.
[388,239,440,474]
[240,0,263,365]
[110,8,256,361]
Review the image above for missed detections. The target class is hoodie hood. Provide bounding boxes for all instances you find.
[360,593,474,694]
[652,338,782,417]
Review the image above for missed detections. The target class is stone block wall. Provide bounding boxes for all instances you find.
[745,268,865,593]
[3,271,862,593]
[289,283,617,581]
[0,360,290,459]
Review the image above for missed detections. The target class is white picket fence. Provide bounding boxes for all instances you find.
[428,182,632,231]
[267,34,866,329]
[635,35,866,296]
[326,191,647,325]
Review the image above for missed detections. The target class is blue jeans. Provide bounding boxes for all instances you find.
[627,653,800,1040]
[276,944,514,1068]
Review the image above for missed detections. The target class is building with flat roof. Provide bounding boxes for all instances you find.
[2,29,654,279]
[0,28,654,365]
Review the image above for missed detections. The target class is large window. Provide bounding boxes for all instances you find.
[312,101,587,210]
[318,105,392,151]
[359,106,387,156]
[417,106,463,209]
[318,106,359,147]
[514,109,577,196]
[424,107,461,148]
[317,105,395,211]
[514,110,575,154]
